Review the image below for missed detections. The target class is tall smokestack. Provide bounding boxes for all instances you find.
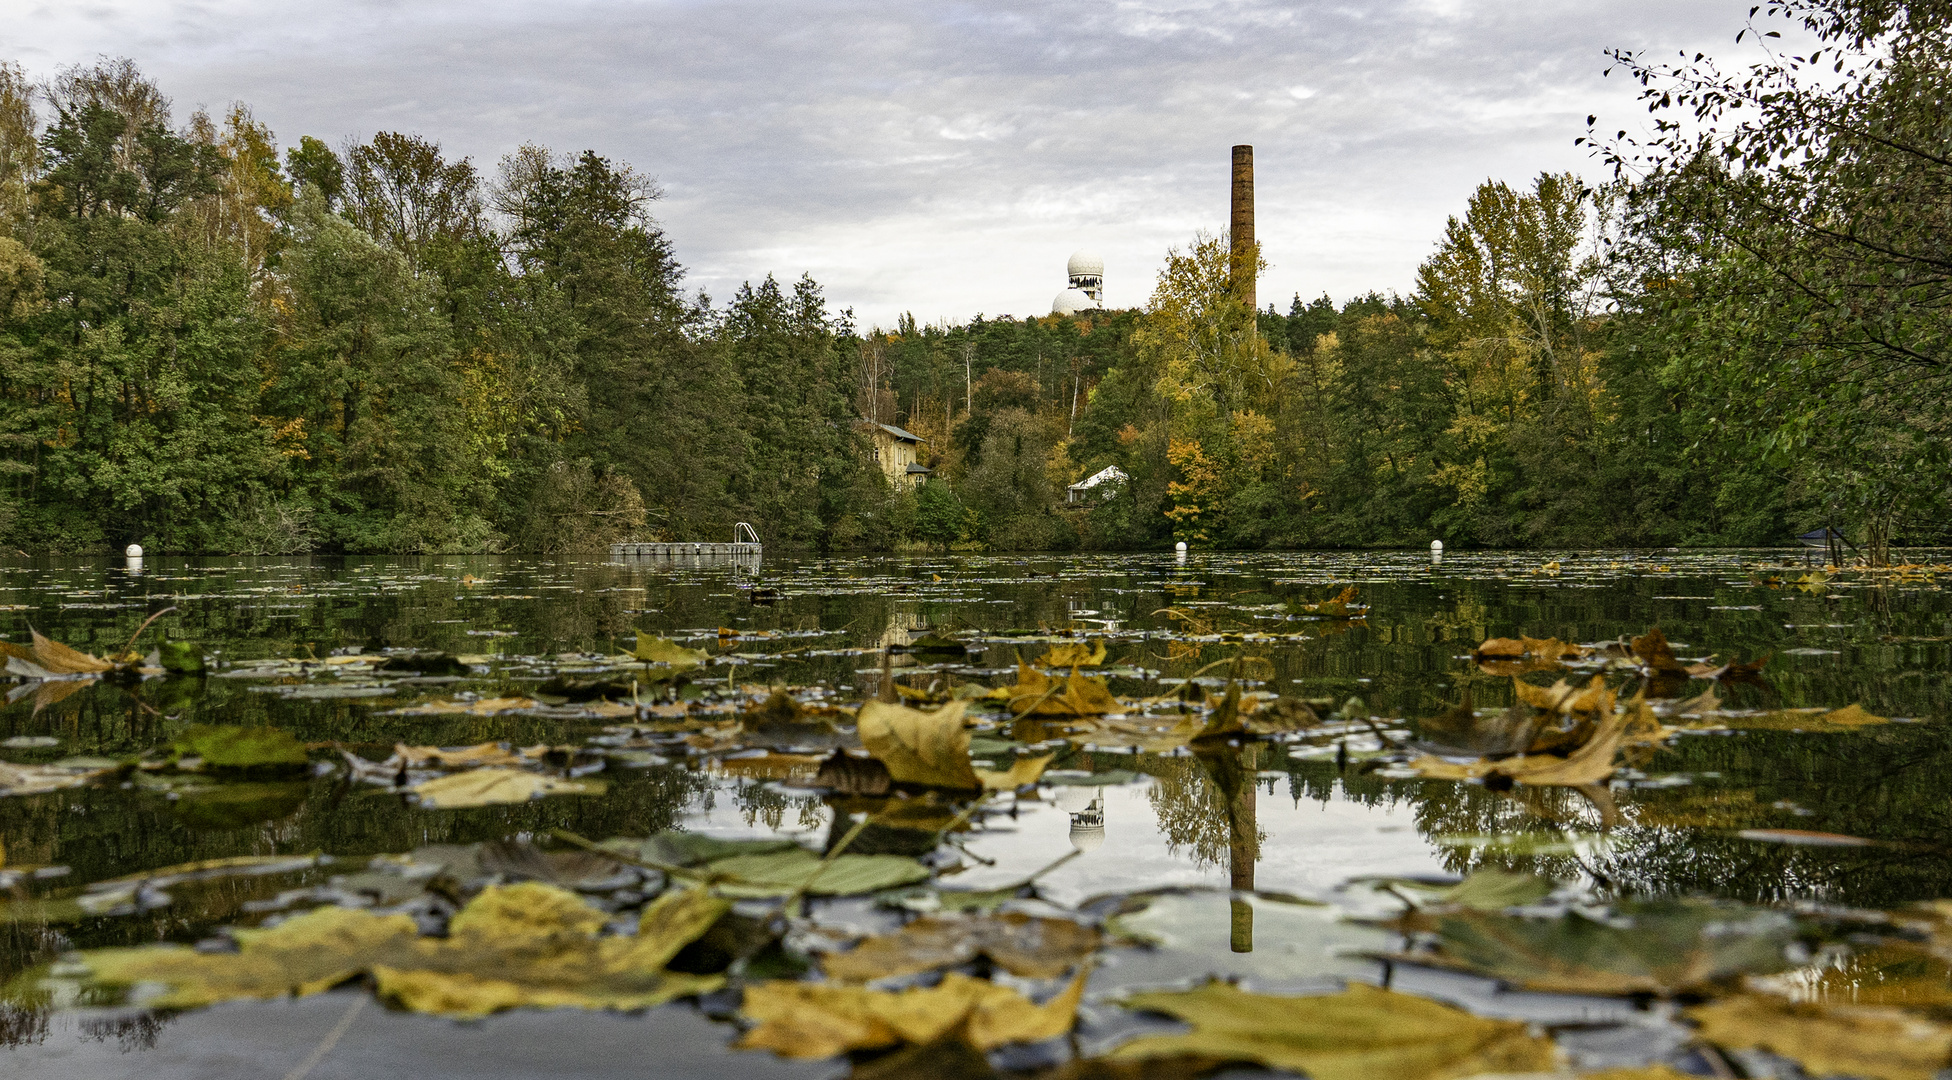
[1230,144,1255,313]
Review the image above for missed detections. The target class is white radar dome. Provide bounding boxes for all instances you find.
[125,544,143,558]
[1066,250,1104,278]
[1051,288,1096,316]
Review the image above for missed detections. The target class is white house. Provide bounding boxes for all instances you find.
[1066,465,1127,504]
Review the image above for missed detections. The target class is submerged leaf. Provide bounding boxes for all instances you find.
[822,912,1099,982]
[1109,982,1556,1080]
[738,969,1086,1059]
[858,699,981,789]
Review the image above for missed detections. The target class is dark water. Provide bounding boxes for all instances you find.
[0,549,1947,1077]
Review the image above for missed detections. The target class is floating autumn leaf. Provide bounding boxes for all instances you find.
[1107,982,1556,1080]
[858,699,981,790]
[61,883,725,1019]
[1689,994,1952,1080]
[739,689,852,751]
[1409,693,1654,788]
[0,757,120,796]
[973,752,1054,792]
[737,969,1086,1059]
[1039,640,1108,667]
[1393,899,1798,996]
[1000,662,1123,717]
[634,632,709,667]
[393,696,542,716]
[1669,703,1891,733]
[1286,586,1362,617]
[410,768,604,809]
[822,912,1099,982]
[698,845,931,898]
[1378,869,1557,912]
[1630,627,1690,677]
[1472,636,1590,663]
[392,742,526,769]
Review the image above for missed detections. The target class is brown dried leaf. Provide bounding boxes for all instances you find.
[822,912,1099,982]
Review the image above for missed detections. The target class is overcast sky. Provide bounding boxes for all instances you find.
[5,0,1758,326]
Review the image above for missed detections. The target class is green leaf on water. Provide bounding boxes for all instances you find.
[1108,981,1557,1080]
[635,832,802,867]
[171,725,308,774]
[1381,869,1557,911]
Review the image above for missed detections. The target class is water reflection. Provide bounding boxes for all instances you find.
[0,548,1949,1043]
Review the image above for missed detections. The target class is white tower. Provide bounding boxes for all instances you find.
[1052,250,1105,315]
[1067,250,1104,303]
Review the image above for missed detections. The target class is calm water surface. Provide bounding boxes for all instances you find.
[0,549,1947,1077]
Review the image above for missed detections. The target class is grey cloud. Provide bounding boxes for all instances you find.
[9,0,1748,324]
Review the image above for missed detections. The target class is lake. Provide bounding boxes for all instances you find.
[1,549,1948,1079]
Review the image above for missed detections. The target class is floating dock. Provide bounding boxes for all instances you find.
[610,523,761,560]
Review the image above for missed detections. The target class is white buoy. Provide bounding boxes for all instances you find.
[1175,541,1188,552]
[1430,540,1443,552]
[125,543,143,557]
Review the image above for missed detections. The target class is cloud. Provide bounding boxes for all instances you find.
[6,0,1750,326]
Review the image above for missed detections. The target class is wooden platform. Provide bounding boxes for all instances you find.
[610,542,761,556]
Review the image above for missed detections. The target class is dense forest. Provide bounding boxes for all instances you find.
[0,0,1944,557]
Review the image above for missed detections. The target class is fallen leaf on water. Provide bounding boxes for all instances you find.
[1286,586,1362,617]
[0,757,119,796]
[699,846,931,898]
[1689,994,1952,1080]
[1736,828,1875,847]
[1000,663,1123,717]
[737,968,1086,1059]
[975,752,1055,792]
[65,882,725,1019]
[393,742,526,769]
[858,699,981,790]
[394,697,543,717]
[822,912,1099,982]
[1630,627,1689,677]
[634,632,709,667]
[172,725,309,774]
[1107,981,1556,1080]
[1392,899,1797,996]
[1381,869,1557,911]
[1039,640,1108,667]
[1670,703,1890,733]
[1409,693,1654,788]
[410,768,604,809]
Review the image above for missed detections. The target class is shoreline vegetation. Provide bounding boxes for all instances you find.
[0,2,1945,561]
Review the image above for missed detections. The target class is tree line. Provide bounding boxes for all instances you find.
[2,0,1946,558]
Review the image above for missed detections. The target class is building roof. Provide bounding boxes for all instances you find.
[863,420,925,444]
[1051,288,1098,316]
[1068,465,1128,492]
[905,463,933,475]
